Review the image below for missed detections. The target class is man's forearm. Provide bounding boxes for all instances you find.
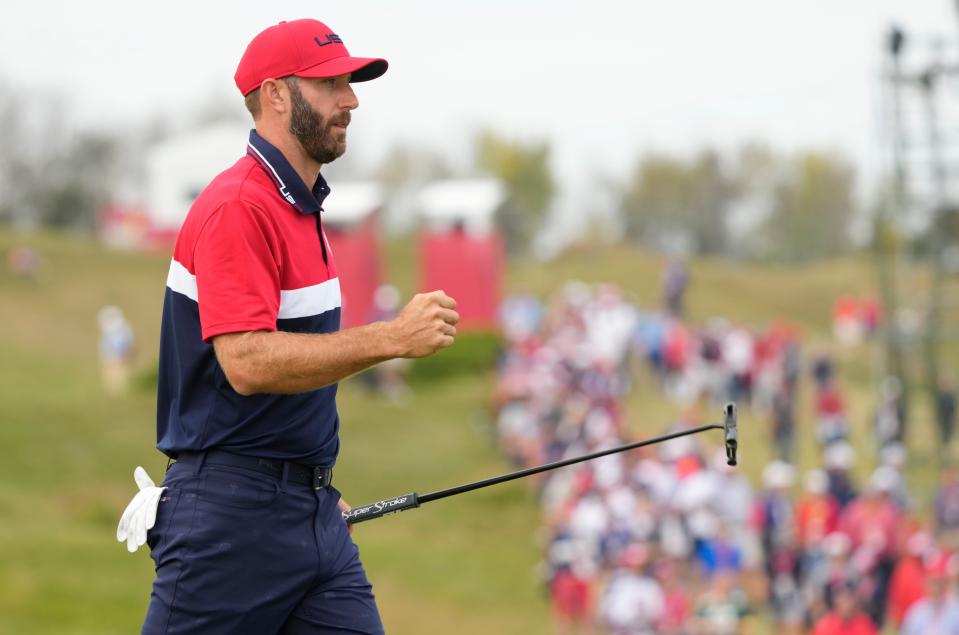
[213,290,458,395]
[215,322,401,395]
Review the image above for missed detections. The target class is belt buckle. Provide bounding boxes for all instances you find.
[312,466,331,490]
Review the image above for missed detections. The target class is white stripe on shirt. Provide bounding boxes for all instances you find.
[167,258,340,319]
[166,259,199,302]
[278,277,342,319]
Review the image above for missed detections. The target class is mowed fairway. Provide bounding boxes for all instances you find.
[0,231,956,634]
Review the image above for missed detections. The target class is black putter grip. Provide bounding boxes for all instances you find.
[724,402,738,466]
[343,493,420,525]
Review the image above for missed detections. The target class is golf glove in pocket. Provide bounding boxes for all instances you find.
[116,466,166,553]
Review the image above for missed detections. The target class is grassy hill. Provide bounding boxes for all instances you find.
[0,230,955,634]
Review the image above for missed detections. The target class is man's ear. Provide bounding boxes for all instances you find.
[260,78,290,116]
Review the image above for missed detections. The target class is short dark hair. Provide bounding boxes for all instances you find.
[244,89,261,119]
[243,76,299,121]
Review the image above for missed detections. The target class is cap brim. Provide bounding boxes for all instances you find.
[295,56,388,83]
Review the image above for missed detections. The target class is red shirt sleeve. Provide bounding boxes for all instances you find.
[194,200,281,341]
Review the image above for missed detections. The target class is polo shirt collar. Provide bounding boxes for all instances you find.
[246,129,331,214]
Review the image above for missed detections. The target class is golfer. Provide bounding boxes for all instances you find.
[121,18,458,634]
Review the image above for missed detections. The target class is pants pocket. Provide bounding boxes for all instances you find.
[147,488,184,569]
[198,466,280,510]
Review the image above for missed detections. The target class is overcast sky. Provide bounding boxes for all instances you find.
[2,0,958,243]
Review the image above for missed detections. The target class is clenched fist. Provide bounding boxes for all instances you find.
[387,290,459,358]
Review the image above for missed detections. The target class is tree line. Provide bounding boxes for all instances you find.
[619,144,858,261]
[0,77,863,262]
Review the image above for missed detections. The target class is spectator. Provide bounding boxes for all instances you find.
[815,380,848,445]
[874,375,905,450]
[664,321,693,377]
[879,444,911,511]
[832,296,864,346]
[709,449,755,543]
[861,297,881,338]
[781,338,801,395]
[500,292,544,344]
[548,537,596,635]
[634,312,667,379]
[662,257,689,318]
[755,462,796,567]
[691,571,749,635]
[796,470,840,554]
[900,552,959,635]
[823,441,858,509]
[598,543,663,635]
[839,469,901,628]
[935,464,959,539]
[803,532,853,624]
[551,566,594,634]
[811,354,834,387]
[97,305,135,395]
[654,559,692,635]
[811,579,878,635]
[721,327,754,404]
[772,384,797,462]
[693,515,743,579]
[938,376,958,451]
[365,284,411,399]
[754,461,799,627]
[887,532,932,628]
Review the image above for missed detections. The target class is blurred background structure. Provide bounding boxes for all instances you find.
[323,181,385,329]
[7,1,959,634]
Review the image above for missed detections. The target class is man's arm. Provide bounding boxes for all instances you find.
[213,290,458,395]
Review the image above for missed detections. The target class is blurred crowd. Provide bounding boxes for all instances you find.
[495,280,959,635]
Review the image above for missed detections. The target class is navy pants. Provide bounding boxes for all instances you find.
[141,455,384,634]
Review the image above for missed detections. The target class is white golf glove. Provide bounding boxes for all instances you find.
[116,466,166,553]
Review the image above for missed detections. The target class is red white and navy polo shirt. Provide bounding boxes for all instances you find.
[156,130,342,466]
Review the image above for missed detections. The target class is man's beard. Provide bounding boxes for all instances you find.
[287,80,350,165]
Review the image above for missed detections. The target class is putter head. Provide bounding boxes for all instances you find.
[724,403,738,466]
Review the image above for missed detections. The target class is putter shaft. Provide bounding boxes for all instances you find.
[420,422,723,504]
[343,418,732,525]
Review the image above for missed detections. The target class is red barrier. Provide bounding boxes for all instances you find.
[419,229,504,331]
[326,214,382,328]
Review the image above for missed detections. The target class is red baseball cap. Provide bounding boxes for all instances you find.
[234,19,388,96]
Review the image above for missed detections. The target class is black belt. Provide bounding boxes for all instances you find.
[176,450,334,490]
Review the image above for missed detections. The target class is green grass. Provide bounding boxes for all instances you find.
[1,230,957,634]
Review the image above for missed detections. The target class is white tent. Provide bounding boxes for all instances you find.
[145,122,250,230]
[323,181,383,228]
[416,178,504,235]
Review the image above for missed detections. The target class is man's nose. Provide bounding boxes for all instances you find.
[340,83,359,110]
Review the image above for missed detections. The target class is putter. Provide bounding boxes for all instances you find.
[343,403,738,525]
